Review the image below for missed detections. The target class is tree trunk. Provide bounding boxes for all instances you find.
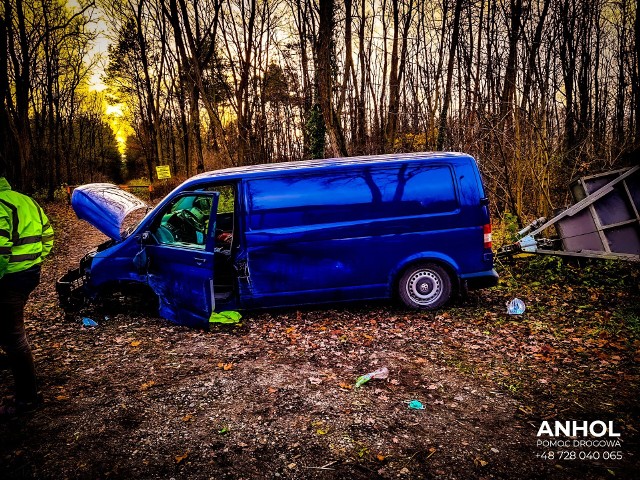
[135,1,162,170]
[385,0,413,152]
[499,0,522,122]
[521,0,550,112]
[634,0,640,145]
[436,0,463,151]
[315,0,348,157]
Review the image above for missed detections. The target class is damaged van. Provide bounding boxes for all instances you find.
[57,152,498,328]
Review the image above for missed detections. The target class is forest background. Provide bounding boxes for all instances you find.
[0,0,638,224]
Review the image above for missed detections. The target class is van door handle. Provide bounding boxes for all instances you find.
[194,257,206,265]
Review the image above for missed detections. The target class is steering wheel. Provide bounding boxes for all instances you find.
[164,209,203,244]
[176,209,204,231]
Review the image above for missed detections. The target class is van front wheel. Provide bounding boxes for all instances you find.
[398,263,452,310]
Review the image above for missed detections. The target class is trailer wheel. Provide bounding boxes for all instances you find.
[398,263,452,310]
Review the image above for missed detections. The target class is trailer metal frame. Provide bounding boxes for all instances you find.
[498,165,640,262]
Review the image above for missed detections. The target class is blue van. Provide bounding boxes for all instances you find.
[58,152,498,328]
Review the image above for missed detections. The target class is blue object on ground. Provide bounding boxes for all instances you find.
[82,317,98,327]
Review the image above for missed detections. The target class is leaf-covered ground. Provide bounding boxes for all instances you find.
[1,203,638,479]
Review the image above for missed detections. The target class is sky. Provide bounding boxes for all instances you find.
[67,1,130,153]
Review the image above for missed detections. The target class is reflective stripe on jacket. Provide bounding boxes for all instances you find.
[0,177,54,278]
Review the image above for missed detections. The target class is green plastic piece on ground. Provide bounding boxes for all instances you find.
[408,400,425,410]
[209,311,242,324]
[355,374,372,388]
[355,367,389,388]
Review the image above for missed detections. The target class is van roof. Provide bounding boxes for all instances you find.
[185,151,474,185]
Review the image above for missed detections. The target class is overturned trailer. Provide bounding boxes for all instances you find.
[498,165,640,262]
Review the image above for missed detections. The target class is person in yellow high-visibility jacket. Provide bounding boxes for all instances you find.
[0,175,54,417]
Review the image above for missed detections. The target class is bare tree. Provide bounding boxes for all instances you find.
[436,0,463,151]
[314,0,348,157]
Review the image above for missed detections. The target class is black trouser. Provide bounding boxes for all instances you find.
[0,265,41,405]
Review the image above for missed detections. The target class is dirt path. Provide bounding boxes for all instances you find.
[1,203,638,479]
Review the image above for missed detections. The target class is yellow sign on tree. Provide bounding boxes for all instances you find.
[156,165,171,179]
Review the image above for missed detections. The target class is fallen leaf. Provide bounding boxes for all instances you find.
[518,405,533,415]
[376,454,385,461]
[130,340,141,347]
[175,451,189,464]
[268,387,278,394]
[140,381,155,391]
[182,414,193,422]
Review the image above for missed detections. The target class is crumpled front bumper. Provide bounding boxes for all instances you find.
[56,267,86,311]
[56,252,95,311]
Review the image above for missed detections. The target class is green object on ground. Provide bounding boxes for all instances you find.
[355,367,389,388]
[209,311,242,324]
[355,374,372,388]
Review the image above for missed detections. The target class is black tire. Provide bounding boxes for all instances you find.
[398,262,452,310]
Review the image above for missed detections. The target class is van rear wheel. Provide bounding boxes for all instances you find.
[398,263,452,310]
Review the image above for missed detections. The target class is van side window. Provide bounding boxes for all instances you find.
[212,185,234,215]
[153,194,212,247]
[201,184,235,250]
[247,165,458,230]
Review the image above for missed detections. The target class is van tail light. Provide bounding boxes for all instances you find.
[483,224,492,250]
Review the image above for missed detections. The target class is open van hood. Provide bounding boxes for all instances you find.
[71,183,148,240]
